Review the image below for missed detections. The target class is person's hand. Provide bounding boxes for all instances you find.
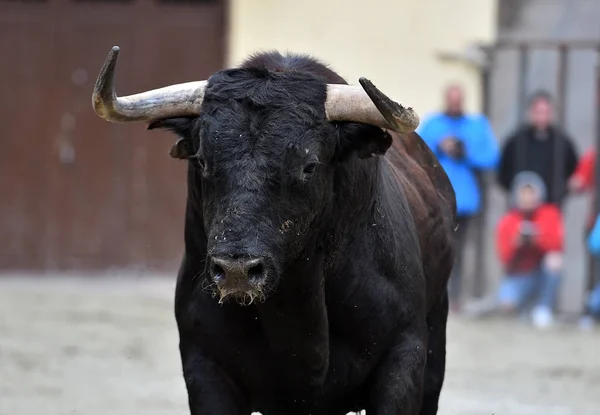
[514,234,527,247]
[439,137,461,158]
[515,227,536,246]
[520,220,538,236]
[568,176,584,193]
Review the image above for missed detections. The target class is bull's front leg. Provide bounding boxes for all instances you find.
[179,339,248,415]
[367,320,428,415]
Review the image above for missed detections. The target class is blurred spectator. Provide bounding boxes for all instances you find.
[569,148,596,233]
[418,84,500,311]
[579,212,600,329]
[494,171,563,329]
[498,90,578,208]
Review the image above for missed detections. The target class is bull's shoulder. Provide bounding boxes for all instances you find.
[388,131,456,217]
[384,132,455,303]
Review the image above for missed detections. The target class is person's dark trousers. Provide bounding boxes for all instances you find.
[449,215,471,310]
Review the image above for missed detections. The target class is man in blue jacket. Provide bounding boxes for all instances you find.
[418,84,500,311]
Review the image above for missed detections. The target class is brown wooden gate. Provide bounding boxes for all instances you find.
[0,0,226,271]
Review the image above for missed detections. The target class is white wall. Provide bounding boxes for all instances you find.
[227,0,498,117]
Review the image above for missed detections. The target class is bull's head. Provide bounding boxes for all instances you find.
[92,46,419,305]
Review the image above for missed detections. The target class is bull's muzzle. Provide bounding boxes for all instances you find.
[209,256,270,305]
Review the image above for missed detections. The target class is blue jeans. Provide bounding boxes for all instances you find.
[587,283,600,317]
[497,266,561,311]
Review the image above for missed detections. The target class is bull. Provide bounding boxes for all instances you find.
[91,46,456,415]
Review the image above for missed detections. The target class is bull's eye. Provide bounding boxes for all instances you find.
[191,155,206,170]
[303,162,318,175]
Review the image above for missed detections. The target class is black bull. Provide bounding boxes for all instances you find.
[92,50,456,415]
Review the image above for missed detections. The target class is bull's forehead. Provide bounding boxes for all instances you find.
[195,113,322,198]
[200,99,324,166]
[197,70,331,180]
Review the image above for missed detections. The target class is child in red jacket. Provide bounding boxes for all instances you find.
[495,171,564,329]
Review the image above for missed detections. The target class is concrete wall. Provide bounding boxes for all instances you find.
[227,0,498,117]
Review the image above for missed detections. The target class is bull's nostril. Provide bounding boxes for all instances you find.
[210,256,267,284]
[212,264,226,282]
[248,263,264,282]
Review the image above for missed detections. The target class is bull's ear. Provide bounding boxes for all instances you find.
[148,117,196,160]
[332,122,393,162]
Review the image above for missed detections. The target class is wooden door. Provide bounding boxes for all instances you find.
[0,0,226,271]
[0,7,56,269]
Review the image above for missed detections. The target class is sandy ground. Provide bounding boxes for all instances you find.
[1,274,599,415]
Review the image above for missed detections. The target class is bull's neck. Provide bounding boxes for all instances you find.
[319,156,382,273]
[335,156,381,222]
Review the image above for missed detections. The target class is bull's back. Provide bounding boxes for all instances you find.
[384,132,456,309]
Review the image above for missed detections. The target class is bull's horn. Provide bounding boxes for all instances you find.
[325,79,419,133]
[92,46,207,123]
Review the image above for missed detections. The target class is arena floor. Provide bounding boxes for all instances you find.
[1,274,598,415]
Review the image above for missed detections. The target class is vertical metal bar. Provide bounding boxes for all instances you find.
[554,45,568,207]
[513,45,529,211]
[556,45,569,125]
[481,47,493,116]
[472,48,493,298]
[517,45,529,122]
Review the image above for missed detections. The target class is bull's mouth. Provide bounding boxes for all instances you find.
[215,283,269,306]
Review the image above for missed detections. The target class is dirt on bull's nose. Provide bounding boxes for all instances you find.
[0,273,599,415]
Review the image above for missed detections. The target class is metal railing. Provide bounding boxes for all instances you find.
[476,40,600,302]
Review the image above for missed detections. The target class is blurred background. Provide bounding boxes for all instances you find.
[1,0,600,414]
